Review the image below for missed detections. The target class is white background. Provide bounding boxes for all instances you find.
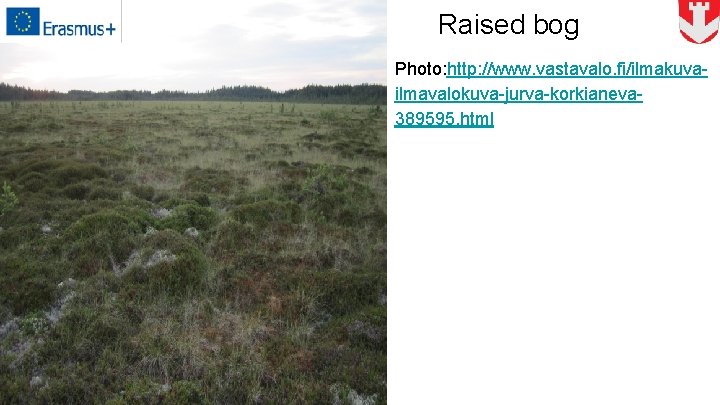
[388,0,720,404]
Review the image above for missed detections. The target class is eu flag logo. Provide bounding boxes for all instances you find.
[6,8,40,36]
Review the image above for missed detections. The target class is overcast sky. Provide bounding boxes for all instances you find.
[0,0,386,92]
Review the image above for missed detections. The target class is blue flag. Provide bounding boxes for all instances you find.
[6,8,40,36]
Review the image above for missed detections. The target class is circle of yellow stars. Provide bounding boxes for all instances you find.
[14,10,32,33]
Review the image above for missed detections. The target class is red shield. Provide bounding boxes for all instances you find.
[679,0,720,43]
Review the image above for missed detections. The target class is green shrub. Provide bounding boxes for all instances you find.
[300,165,374,226]
[189,192,211,207]
[293,271,384,316]
[0,224,37,250]
[9,158,60,178]
[0,257,56,315]
[50,162,107,187]
[123,230,207,297]
[131,184,155,201]
[209,220,258,262]
[0,182,19,216]
[181,167,240,195]
[16,172,48,192]
[63,183,91,200]
[38,302,137,375]
[19,311,50,336]
[65,211,144,276]
[159,203,218,232]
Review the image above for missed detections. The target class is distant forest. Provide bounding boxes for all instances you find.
[0,83,387,105]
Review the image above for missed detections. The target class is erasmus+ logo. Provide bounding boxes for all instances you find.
[6,7,117,37]
[7,7,39,35]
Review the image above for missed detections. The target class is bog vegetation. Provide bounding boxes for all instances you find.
[0,100,386,404]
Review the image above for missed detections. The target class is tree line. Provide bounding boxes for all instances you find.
[0,83,387,105]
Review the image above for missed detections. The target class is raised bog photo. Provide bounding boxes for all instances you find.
[0,1,386,403]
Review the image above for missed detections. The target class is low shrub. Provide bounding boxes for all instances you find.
[63,183,91,200]
[49,162,107,187]
[300,165,375,227]
[0,256,57,314]
[290,271,385,316]
[159,203,218,233]
[123,230,208,297]
[208,220,258,262]
[16,172,48,193]
[65,211,144,276]
[0,182,19,216]
[232,199,301,228]
[181,167,241,195]
[131,184,155,201]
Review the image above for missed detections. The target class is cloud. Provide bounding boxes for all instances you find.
[247,3,303,18]
[0,0,386,92]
